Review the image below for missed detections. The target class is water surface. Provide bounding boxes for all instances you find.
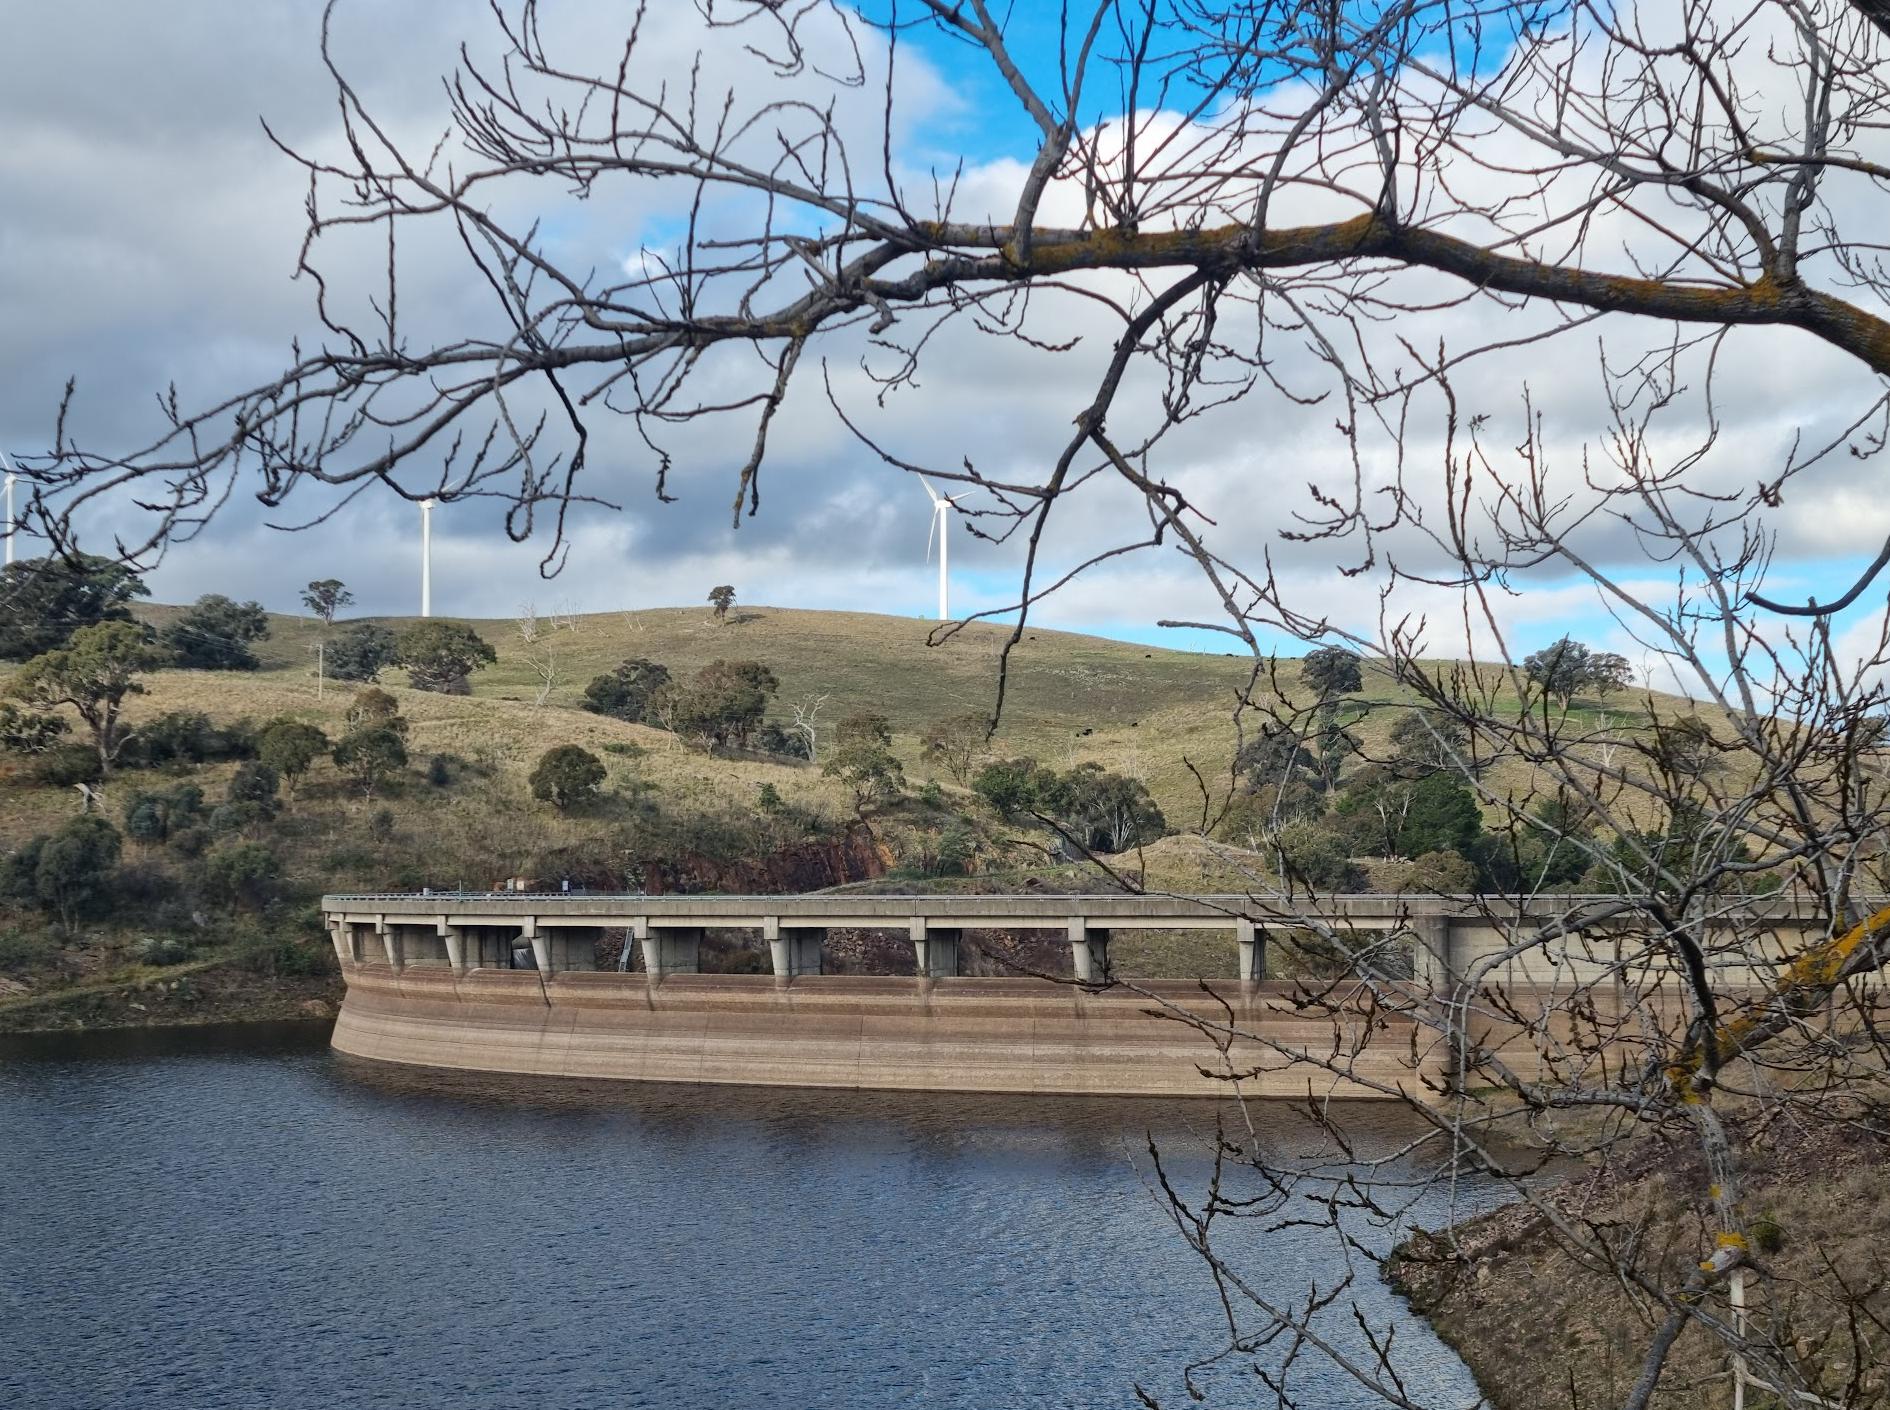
[1,1027,1485,1408]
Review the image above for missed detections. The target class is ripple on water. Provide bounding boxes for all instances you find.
[0,1037,1488,1409]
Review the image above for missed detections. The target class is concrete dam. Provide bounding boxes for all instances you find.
[320,891,1830,1099]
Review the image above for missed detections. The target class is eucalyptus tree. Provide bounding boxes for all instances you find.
[301,578,354,698]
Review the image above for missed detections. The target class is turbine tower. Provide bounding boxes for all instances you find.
[2,455,16,567]
[922,479,967,621]
[420,499,435,617]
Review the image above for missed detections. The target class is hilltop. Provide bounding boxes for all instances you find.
[126,600,1655,823]
[160,602,1264,814]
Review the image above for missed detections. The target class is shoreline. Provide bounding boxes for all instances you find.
[0,963,343,1036]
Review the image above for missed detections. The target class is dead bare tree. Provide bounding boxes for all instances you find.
[25,1,1890,1403]
[789,693,829,765]
[515,600,574,706]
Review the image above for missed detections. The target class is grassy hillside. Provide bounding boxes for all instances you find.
[200,602,1263,813]
[0,601,1679,1030]
[128,601,1663,828]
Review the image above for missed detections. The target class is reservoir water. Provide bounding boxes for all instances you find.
[1,1025,1486,1409]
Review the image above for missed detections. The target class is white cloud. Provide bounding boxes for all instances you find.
[6,0,1888,696]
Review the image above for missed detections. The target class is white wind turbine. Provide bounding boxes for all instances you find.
[922,479,968,621]
[1,451,17,567]
[419,499,435,617]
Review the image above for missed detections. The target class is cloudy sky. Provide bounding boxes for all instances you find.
[4,1,1887,678]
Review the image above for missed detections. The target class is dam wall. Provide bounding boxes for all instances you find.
[323,892,1848,1098]
[329,965,1442,1099]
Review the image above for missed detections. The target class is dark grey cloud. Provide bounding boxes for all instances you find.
[4,1,1884,672]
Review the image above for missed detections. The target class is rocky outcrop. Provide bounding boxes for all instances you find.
[642,827,891,895]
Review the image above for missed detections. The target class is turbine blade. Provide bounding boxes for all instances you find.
[925,505,938,562]
[921,477,941,505]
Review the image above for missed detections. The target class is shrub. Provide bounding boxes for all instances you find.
[120,710,256,768]
[136,710,219,764]
[1749,1214,1786,1255]
[822,724,905,814]
[665,660,779,747]
[208,801,271,835]
[346,687,405,731]
[1394,849,1480,894]
[201,842,281,910]
[1275,820,1364,891]
[600,741,645,759]
[972,758,1057,817]
[936,823,976,876]
[531,745,606,810]
[0,930,58,973]
[160,594,271,670]
[131,936,192,967]
[4,814,123,928]
[114,862,180,906]
[0,703,69,755]
[232,932,332,978]
[426,754,452,787]
[169,826,210,859]
[582,658,672,723]
[121,784,207,846]
[394,621,497,693]
[227,761,280,809]
[256,719,330,796]
[755,722,810,760]
[757,782,785,813]
[32,742,104,789]
[367,808,396,842]
[123,799,170,847]
[333,723,408,799]
[326,623,398,682]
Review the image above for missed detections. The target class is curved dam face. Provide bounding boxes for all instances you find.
[330,967,1436,1100]
[322,890,1835,1098]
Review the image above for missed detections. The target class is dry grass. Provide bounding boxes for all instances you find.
[118,602,1688,830]
[1391,1106,1890,1409]
[0,603,1712,915]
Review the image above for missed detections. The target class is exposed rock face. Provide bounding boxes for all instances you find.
[529,828,892,897]
[642,828,891,895]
